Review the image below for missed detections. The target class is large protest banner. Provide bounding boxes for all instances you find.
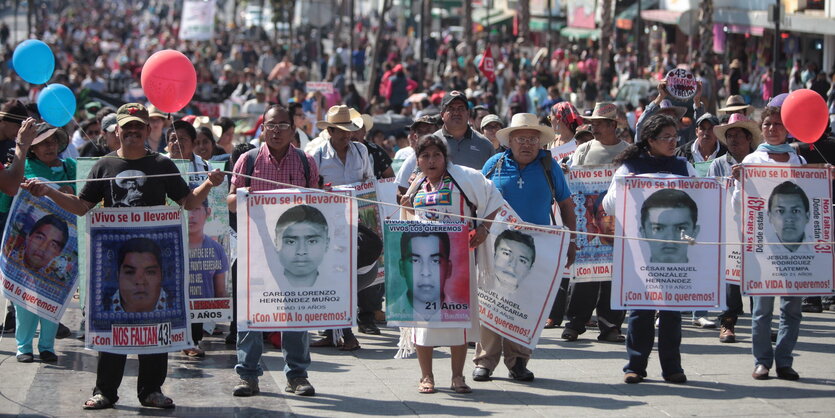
[477,206,570,349]
[384,220,471,328]
[173,159,233,322]
[180,0,216,41]
[86,206,190,354]
[1,187,78,323]
[740,164,834,296]
[723,177,742,284]
[568,165,615,282]
[336,180,383,291]
[612,176,725,310]
[75,157,99,309]
[238,189,357,331]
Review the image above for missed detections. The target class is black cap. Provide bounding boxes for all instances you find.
[441,90,468,110]
[409,115,441,129]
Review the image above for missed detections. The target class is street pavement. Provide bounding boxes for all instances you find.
[1,297,834,417]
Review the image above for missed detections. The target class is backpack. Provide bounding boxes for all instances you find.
[484,151,559,224]
[243,147,311,188]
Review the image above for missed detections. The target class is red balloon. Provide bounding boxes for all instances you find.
[781,89,828,144]
[140,50,197,113]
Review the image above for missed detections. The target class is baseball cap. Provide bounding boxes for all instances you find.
[101,113,117,133]
[409,114,440,130]
[480,114,503,130]
[116,103,150,126]
[441,90,468,110]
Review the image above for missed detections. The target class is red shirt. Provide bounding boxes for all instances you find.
[231,144,319,192]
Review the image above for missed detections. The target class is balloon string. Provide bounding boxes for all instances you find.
[34,170,835,247]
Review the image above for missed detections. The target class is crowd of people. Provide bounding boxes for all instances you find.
[0,0,833,411]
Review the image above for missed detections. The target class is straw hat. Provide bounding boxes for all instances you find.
[496,113,553,147]
[192,116,223,139]
[713,113,762,147]
[584,102,619,122]
[718,95,751,114]
[31,123,69,153]
[316,105,362,131]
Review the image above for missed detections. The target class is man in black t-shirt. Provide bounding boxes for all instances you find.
[25,103,224,410]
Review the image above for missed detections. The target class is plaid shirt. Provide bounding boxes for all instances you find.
[231,144,319,192]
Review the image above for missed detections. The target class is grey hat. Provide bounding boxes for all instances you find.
[480,114,504,130]
[695,113,720,127]
[101,113,117,133]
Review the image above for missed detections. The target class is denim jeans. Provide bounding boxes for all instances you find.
[236,330,311,380]
[751,296,802,369]
[624,310,683,378]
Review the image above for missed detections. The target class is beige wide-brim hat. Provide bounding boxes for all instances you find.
[192,116,223,139]
[718,95,751,113]
[496,113,553,147]
[713,113,762,147]
[316,105,362,131]
[585,102,619,122]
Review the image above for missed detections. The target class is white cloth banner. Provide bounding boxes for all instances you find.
[612,175,725,310]
[180,0,216,41]
[237,189,357,331]
[477,205,570,349]
[85,206,191,354]
[723,177,742,284]
[568,164,615,282]
[740,164,834,296]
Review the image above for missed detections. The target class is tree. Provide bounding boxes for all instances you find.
[366,0,393,101]
[597,0,613,83]
[696,0,718,113]
[463,0,473,57]
[518,0,530,42]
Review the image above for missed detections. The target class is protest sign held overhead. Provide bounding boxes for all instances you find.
[384,220,471,328]
[237,189,357,332]
[85,206,191,354]
[476,206,570,349]
[740,164,834,296]
[612,176,726,310]
[1,186,78,323]
[568,165,616,282]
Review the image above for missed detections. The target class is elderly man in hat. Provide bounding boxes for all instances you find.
[394,91,494,191]
[475,113,576,383]
[676,113,727,172]
[561,102,630,341]
[24,103,224,410]
[708,113,760,343]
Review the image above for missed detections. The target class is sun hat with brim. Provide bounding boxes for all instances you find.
[193,116,223,139]
[713,113,762,147]
[496,113,553,147]
[585,102,619,122]
[31,123,69,152]
[316,105,362,131]
[480,114,504,130]
[718,95,751,113]
[658,99,687,120]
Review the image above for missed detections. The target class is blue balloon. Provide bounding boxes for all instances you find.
[12,39,55,85]
[37,84,76,127]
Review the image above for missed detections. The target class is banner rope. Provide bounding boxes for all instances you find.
[37,170,835,247]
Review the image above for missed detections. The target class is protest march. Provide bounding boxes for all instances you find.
[0,0,833,414]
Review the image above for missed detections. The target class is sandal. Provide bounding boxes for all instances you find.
[450,376,472,394]
[140,392,175,409]
[82,394,114,410]
[418,376,436,394]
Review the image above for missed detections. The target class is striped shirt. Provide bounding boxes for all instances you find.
[231,144,319,192]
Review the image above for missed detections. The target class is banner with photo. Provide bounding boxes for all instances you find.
[85,206,190,354]
[612,176,725,310]
[384,220,471,328]
[477,205,570,349]
[568,164,616,282]
[723,177,742,284]
[1,187,78,323]
[335,180,384,292]
[740,164,834,296]
[75,157,100,309]
[237,189,357,331]
[173,159,233,322]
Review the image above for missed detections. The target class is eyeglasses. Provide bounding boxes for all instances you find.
[762,122,784,128]
[263,122,292,131]
[654,135,679,143]
[511,136,540,145]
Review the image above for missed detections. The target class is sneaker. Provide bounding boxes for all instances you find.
[233,378,260,397]
[39,351,58,363]
[693,317,716,328]
[285,377,315,396]
[16,353,34,363]
[55,323,72,339]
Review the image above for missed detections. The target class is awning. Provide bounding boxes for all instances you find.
[640,9,684,25]
[472,8,515,26]
[615,0,661,30]
[560,27,600,40]
[530,17,565,32]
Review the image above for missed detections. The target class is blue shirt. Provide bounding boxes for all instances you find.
[482,149,571,225]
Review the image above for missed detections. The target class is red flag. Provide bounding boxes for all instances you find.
[478,47,496,83]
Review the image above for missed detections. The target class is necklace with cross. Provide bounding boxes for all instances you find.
[517,176,524,189]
